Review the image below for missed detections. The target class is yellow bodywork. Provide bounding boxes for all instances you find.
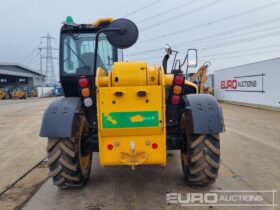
[92,18,113,27]
[95,61,197,167]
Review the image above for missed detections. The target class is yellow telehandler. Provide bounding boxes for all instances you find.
[40,17,224,188]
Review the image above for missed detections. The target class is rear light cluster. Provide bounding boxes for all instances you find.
[79,77,93,107]
[170,75,184,105]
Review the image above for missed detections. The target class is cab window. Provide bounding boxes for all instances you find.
[63,33,114,75]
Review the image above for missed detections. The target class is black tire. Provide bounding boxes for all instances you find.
[47,115,92,188]
[180,114,220,185]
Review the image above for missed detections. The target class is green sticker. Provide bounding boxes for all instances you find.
[102,111,159,128]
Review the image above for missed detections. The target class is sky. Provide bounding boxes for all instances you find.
[0,0,279,77]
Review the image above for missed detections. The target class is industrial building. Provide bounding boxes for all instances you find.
[0,62,45,88]
[214,57,280,109]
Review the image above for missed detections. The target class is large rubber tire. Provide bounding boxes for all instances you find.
[47,115,92,188]
[181,134,220,185]
[180,114,220,185]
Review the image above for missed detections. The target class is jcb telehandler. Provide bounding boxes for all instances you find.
[40,17,224,188]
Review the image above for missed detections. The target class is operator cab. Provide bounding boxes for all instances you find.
[59,17,123,97]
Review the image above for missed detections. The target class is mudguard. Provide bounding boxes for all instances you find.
[183,94,224,134]
[40,97,82,138]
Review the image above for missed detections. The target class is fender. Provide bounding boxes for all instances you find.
[40,97,82,138]
[183,94,224,134]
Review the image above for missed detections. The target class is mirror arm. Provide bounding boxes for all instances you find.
[171,51,178,73]
[173,59,180,72]
[162,54,170,74]
[185,64,189,76]
[181,53,188,68]
[93,28,120,82]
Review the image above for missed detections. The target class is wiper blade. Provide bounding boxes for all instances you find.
[65,43,90,69]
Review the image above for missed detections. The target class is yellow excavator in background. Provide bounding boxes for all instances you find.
[188,62,214,95]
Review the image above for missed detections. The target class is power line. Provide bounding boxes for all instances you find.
[137,0,280,43]
[202,49,280,61]
[122,0,163,18]
[107,0,139,16]
[171,17,280,48]
[136,23,280,57]
[24,51,39,65]
[22,48,38,64]
[126,31,280,59]
[136,0,199,24]
[198,31,280,51]
[28,57,40,68]
[132,26,279,57]
[127,43,280,62]
[200,43,280,58]
[193,24,280,47]
[146,50,280,66]
[140,0,224,31]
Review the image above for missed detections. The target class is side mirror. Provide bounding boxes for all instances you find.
[93,18,138,79]
[165,44,172,55]
[106,18,139,49]
[187,49,197,68]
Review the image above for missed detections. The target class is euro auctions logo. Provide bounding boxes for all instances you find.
[221,79,257,90]
[220,73,265,93]
[166,190,277,207]
[221,79,238,89]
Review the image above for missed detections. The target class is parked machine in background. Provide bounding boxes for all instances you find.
[188,62,214,95]
[0,89,7,99]
[0,86,14,100]
[27,86,38,97]
[4,86,14,99]
[12,86,27,99]
[40,17,224,188]
[53,86,64,96]
[12,86,37,99]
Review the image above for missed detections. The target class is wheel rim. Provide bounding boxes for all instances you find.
[81,155,90,169]
[180,113,189,167]
[78,116,91,171]
[181,152,189,166]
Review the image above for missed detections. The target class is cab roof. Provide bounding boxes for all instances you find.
[62,16,113,29]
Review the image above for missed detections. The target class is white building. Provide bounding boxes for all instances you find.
[214,57,280,109]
